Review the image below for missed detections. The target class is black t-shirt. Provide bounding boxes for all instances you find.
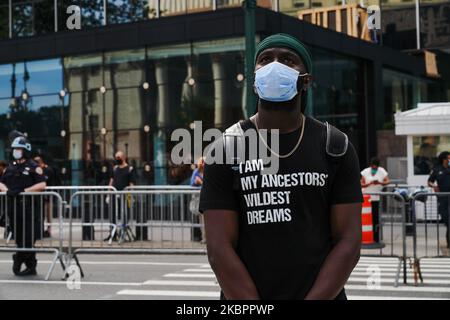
[43,166,56,186]
[199,116,363,300]
[428,165,450,192]
[112,165,137,191]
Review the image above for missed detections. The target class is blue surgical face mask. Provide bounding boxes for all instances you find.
[13,149,23,160]
[254,61,301,102]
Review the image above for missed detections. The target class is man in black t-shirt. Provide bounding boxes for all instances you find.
[199,34,363,300]
[428,151,450,248]
[106,151,137,242]
[110,151,137,191]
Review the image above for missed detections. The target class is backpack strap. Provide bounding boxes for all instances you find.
[223,120,253,165]
[325,122,348,157]
[222,118,348,167]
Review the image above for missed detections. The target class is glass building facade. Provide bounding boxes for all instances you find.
[0,1,448,184]
[0,38,249,185]
[0,35,381,185]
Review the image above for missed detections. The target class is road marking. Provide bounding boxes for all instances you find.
[117,289,220,298]
[0,279,142,286]
[143,280,219,286]
[348,277,450,285]
[183,269,214,272]
[354,267,450,273]
[345,284,450,293]
[348,295,449,300]
[0,260,207,266]
[350,271,450,278]
[164,273,216,278]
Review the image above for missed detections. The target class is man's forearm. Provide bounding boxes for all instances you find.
[25,182,46,192]
[305,239,360,300]
[209,246,260,300]
[0,183,7,192]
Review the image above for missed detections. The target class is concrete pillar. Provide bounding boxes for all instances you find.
[212,54,226,128]
[154,59,169,185]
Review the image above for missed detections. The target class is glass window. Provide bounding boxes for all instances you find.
[64,54,104,92]
[382,69,445,130]
[104,49,146,88]
[10,0,54,37]
[420,1,450,49]
[31,0,55,35]
[310,48,363,127]
[14,59,63,96]
[0,64,13,98]
[107,0,147,24]
[0,97,10,116]
[0,1,8,40]
[12,0,33,37]
[413,136,450,175]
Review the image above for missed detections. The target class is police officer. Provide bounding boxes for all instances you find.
[0,135,46,276]
[428,151,450,248]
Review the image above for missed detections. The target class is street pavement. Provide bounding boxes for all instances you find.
[0,253,449,300]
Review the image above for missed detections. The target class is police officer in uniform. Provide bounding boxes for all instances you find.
[0,135,46,276]
[428,151,450,248]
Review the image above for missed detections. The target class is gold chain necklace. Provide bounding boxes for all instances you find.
[252,114,306,159]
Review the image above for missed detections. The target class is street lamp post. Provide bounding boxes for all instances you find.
[243,0,257,119]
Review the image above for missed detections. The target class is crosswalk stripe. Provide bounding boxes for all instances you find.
[348,295,449,300]
[164,273,216,278]
[347,277,450,285]
[353,267,449,273]
[350,271,450,278]
[117,289,220,298]
[114,257,450,299]
[143,280,218,286]
[345,284,450,293]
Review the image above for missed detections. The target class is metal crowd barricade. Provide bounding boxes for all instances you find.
[362,192,408,286]
[411,192,450,285]
[0,191,65,280]
[67,189,204,275]
[125,185,197,190]
[45,186,117,245]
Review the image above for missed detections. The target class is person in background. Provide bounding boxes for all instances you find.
[0,160,7,235]
[110,151,136,191]
[0,161,7,177]
[33,156,56,238]
[190,157,205,243]
[105,151,137,241]
[0,135,46,276]
[428,151,450,248]
[361,157,391,243]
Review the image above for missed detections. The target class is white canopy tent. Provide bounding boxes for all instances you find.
[395,102,450,186]
[395,102,450,220]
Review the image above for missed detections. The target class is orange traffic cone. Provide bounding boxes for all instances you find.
[361,195,374,245]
